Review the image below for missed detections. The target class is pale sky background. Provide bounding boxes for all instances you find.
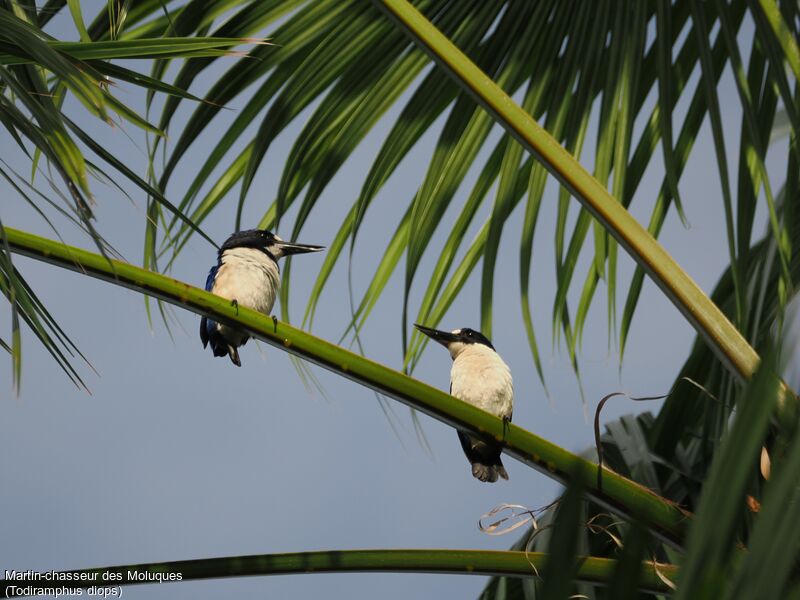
[1,5,790,599]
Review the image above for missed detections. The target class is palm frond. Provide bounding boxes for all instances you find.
[129,0,795,398]
[0,4,263,383]
[1,225,691,547]
[0,549,678,596]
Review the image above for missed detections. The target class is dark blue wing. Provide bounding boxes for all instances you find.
[200,265,219,348]
[204,265,218,292]
[199,263,244,365]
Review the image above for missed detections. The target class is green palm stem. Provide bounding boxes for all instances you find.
[0,549,678,596]
[372,0,760,386]
[2,226,688,548]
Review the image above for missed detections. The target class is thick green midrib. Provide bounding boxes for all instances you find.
[3,227,688,547]
[0,549,679,595]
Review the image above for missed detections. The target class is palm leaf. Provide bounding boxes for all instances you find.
[1,225,691,547]
[5,1,797,412]
[131,0,796,403]
[484,152,800,597]
[0,5,264,384]
[674,347,779,597]
[481,412,674,599]
[0,549,678,596]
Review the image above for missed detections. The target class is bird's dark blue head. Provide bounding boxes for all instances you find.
[414,324,495,350]
[220,229,324,261]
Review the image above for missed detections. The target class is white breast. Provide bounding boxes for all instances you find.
[212,247,280,315]
[450,344,513,419]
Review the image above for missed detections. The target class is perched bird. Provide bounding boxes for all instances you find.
[201,229,323,366]
[415,324,513,483]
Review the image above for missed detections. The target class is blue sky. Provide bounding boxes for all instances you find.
[0,5,787,599]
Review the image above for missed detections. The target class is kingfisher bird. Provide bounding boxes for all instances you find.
[415,324,513,483]
[200,229,324,366]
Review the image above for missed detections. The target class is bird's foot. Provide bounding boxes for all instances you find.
[271,315,278,332]
[502,415,511,439]
[230,298,239,315]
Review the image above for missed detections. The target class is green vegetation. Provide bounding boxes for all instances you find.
[1,1,797,597]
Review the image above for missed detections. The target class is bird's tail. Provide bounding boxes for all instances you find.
[458,431,509,483]
[227,346,241,367]
[470,459,509,483]
[202,318,243,367]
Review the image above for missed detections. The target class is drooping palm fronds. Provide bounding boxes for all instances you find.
[4,1,797,396]
[2,2,799,596]
[480,65,798,593]
[108,0,797,390]
[0,2,262,386]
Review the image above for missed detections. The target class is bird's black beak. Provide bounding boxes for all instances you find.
[276,241,325,256]
[414,323,459,346]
